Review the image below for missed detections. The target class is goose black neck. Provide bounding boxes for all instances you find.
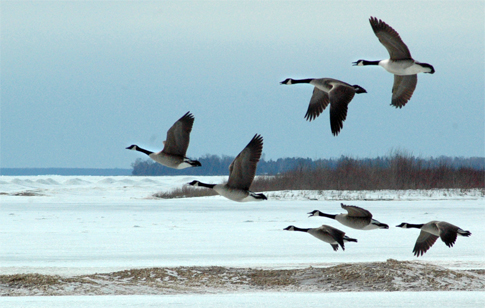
[195,181,216,189]
[135,146,153,156]
[407,223,425,229]
[290,78,314,84]
[318,212,337,219]
[293,227,310,232]
[361,60,380,66]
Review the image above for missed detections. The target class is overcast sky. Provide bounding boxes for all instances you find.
[1,1,484,168]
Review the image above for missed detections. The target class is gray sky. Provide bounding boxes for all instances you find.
[1,1,484,168]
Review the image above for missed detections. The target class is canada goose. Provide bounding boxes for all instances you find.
[283,225,358,251]
[280,78,367,136]
[396,221,471,257]
[353,16,435,108]
[126,111,201,169]
[188,134,267,202]
[308,203,389,230]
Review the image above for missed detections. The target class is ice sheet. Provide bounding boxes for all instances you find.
[1,292,484,308]
[1,176,483,276]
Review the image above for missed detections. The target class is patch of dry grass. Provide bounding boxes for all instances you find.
[153,186,218,199]
[11,190,43,196]
[2,260,484,296]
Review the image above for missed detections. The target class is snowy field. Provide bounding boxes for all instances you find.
[0,176,484,306]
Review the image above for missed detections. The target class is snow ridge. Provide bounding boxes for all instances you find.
[2,260,484,296]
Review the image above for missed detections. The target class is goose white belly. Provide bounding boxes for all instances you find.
[379,59,425,75]
[149,152,186,169]
[213,185,250,202]
[307,229,335,244]
[335,215,371,230]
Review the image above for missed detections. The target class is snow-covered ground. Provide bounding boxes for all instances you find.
[1,176,484,306]
[1,292,485,308]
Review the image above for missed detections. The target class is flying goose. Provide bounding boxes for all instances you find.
[280,78,367,136]
[396,221,471,257]
[283,224,358,251]
[126,111,201,169]
[188,134,267,202]
[308,203,389,230]
[353,16,435,108]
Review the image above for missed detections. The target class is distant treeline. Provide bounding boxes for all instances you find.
[130,155,321,176]
[151,153,484,198]
[131,153,485,178]
[251,154,484,191]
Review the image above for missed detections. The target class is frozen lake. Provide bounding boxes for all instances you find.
[1,176,484,306]
[2,292,484,308]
